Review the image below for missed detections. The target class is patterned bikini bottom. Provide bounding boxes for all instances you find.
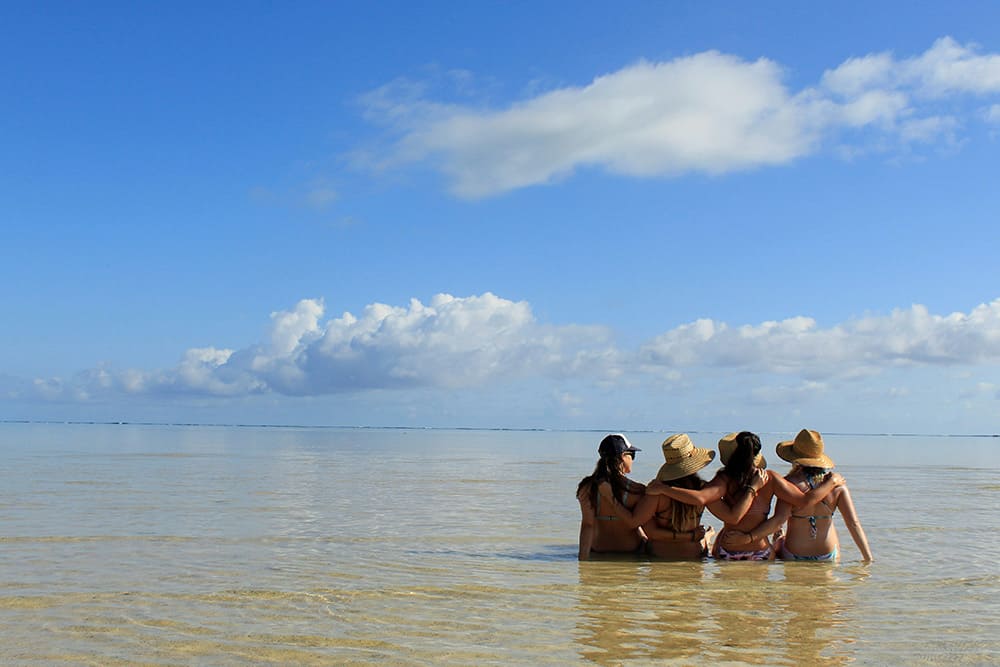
[715,544,775,561]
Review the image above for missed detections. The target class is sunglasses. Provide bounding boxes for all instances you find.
[623,451,636,460]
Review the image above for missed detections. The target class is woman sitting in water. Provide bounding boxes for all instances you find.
[647,431,843,561]
[721,430,873,562]
[577,434,648,560]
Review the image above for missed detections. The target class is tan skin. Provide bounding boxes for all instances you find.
[577,451,647,560]
[647,468,844,554]
[722,465,873,562]
[597,469,763,559]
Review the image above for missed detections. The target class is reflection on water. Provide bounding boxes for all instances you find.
[773,565,853,666]
[1,424,999,664]
[574,561,862,666]
[575,564,649,665]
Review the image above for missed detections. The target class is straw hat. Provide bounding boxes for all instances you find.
[775,429,835,468]
[717,432,767,469]
[657,434,716,482]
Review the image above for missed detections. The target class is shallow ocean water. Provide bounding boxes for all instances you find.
[1,423,997,665]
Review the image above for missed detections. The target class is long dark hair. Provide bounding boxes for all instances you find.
[577,442,630,511]
[724,431,762,493]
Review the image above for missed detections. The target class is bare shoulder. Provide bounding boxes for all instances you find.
[706,471,728,488]
[785,472,806,488]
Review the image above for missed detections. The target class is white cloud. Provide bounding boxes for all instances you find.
[986,104,1000,123]
[304,184,338,210]
[820,53,896,97]
[249,179,340,212]
[372,53,818,197]
[960,381,998,399]
[904,37,1000,97]
[638,299,1000,378]
[361,37,1000,197]
[748,381,828,405]
[24,296,1000,402]
[554,390,586,417]
[822,37,1000,99]
[51,293,618,399]
[898,115,959,144]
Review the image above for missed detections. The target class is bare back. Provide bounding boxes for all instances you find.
[577,480,645,556]
[643,495,706,559]
[781,473,841,558]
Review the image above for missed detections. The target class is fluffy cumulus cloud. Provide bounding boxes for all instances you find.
[24,296,1000,402]
[361,37,1000,197]
[244,292,617,394]
[30,293,619,400]
[638,299,1000,379]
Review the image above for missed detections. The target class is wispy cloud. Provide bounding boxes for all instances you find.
[359,37,1000,197]
[250,178,340,212]
[20,296,1000,402]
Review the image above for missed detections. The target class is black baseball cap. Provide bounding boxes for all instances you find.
[598,433,640,458]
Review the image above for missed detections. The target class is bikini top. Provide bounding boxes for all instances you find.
[791,477,837,520]
[790,478,837,538]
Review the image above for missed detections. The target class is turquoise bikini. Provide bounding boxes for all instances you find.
[781,544,838,561]
[782,478,838,561]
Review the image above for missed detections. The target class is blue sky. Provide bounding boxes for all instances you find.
[3,2,999,433]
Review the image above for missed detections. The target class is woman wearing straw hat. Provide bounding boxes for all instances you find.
[577,434,648,560]
[599,434,761,559]
[647,431,843,561]
[722,430,873,562]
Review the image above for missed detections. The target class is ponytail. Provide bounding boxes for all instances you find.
[724,431,762,493]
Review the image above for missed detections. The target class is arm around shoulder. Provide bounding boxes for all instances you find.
[771,471,842,507]
[660,475,727,507]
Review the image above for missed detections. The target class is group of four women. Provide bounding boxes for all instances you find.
[576,430,873,562]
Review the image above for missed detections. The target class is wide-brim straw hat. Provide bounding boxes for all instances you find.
[775,429,835,468]
[717,432,767,469]
[657,433,716,482]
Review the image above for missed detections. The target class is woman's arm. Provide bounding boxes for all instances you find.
[641,516,706,542]
[721,499,792,549]
[646,475,726,506]
[577,487,596,561]
[705,468,767,523]
[836,486,873,562]
[770,472,845,507]
[759,499,793,540]
[597,486,658,529]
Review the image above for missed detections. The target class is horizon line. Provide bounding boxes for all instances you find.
[1,419,997,438]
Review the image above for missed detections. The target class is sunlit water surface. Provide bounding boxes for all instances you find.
[1,424,997,665]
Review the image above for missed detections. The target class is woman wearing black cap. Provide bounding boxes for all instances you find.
[576,434,647,560]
